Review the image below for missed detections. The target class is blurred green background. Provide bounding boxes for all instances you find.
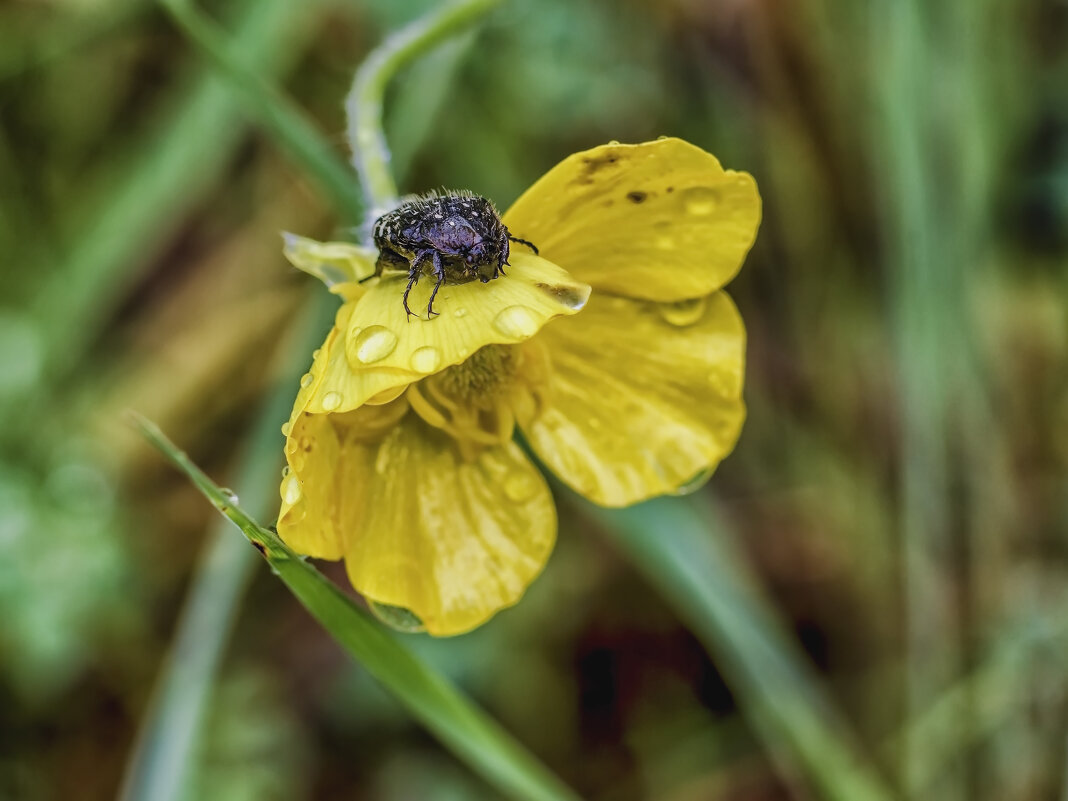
[2,0,1067,799]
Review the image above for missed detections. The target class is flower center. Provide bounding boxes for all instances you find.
[434,345,518,408]
[406,343,550,460]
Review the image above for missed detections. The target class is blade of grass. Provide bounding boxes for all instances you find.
[157,0,364,223]
[131,413,583,801]
[118,288,334,801]
[580,493,896,801]
[872,3,975,798]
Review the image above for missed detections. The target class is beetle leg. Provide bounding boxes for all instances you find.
[426,251,445,317]
[402,270,420,320]
[402,251,431,320]
[496,240,509,278]
[507,235,538,255]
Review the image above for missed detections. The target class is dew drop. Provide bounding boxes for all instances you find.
[352,325,398,363]
[453,307,468,318]
[409,345,442,374]
[299,372,313,388]
[312,348,322,359]
[672,467,714,496]
[282,474,302,505]
[503,472,537,503]
[659,297,707,327]
[280,422,291,436]
[608,139,621,145]
[369,601,426,633]
[321,391,342,411]
[281,465,291,479]
[492,305,540,339]
[220,488,239,505]
[682,186,721,216]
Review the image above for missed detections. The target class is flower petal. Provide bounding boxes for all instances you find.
[303,252,590,414]
[278,401,556,636]
[283,233,377,301]
[520,291,746,507]
[503,138,760,301]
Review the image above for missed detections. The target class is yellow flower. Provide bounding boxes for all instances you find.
[277,138,760,635]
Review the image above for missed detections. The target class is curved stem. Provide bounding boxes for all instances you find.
[345,0,501,213]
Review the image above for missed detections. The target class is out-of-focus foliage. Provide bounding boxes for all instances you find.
[2,0,1068,799]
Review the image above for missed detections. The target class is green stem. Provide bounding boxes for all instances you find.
[132,414,583,801]
[157,0,364,223]
[345,0,501,212]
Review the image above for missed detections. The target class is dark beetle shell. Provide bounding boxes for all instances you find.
[371,191,537,319]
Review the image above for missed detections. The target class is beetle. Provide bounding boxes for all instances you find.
[370,190,538,319]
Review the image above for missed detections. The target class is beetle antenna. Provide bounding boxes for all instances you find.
[507,236,539,255]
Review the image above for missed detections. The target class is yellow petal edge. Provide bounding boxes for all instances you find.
[503,138,761,302]
[520,290,747,506]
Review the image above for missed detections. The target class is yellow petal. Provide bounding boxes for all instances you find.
[503,138,761,301]
[283,233,377,301]
[303,252,590,415]
[520,291,746,506]
[278,397,409,560]
[278,402,556,636]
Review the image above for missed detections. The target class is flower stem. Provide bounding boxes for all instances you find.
[345,0,501,213]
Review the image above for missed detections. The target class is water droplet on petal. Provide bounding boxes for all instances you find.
[282,474,302,505]
[655,235,675,250]
[280,422,291,436]
[453,307,468,318]
[312,348,322,359]
[352,325,398,363]
[504,472,537,502]
[492,305,540,339]
[682,186,721,216]
[672,467,714,496]
[299,372,313,388]
[608,139,621,145]
[321,391,342,411]
[659,297,707,327]
[281,465,291,479]
[409,345,441,374]
[220,488,239,505]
